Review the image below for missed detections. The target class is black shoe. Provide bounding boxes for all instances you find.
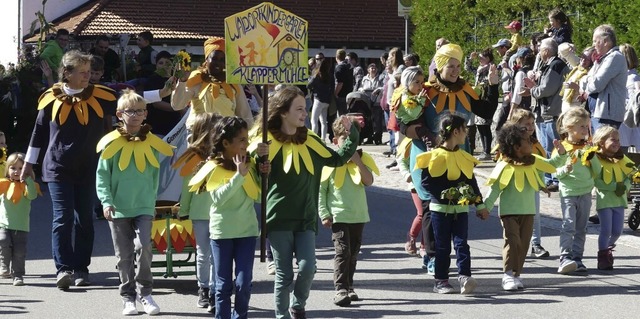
[589,215,600,224]
[383,150,394,157]
[197,288,209,308]
[531,245,550,258]
[385,160,397,169]
[206,295,215,313]
[546,184,559,192]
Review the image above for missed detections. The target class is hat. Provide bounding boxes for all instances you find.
[433,44,463,72]
[203,37,225,59]
[505,20,522,31]
[492,39,512,49]
[515,47,532,58]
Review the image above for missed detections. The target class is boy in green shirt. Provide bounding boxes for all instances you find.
[319,116,379,307]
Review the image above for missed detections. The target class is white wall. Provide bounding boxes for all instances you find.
[0,0,85,65]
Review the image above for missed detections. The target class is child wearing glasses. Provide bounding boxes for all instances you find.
[96,89,173,316]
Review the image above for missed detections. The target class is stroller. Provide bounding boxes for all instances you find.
[626,151,640,230]
[346,91,373,145]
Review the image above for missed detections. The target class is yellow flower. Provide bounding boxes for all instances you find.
[581,146,599,167]
[403,97,418,109]
[175,50,192,72]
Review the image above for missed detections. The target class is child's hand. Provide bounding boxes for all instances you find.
[565,162,573,173]
[488,64,499,85]
[257,142,270,157]
[540,187,551,197]
[234,154,248,176]
[259,160,271,174]
[103,206,115,221]
[40,60,52,78]
[322,218,333,228]
[553,139,566,155]
[160,77,176,98]
[476,208,489,220]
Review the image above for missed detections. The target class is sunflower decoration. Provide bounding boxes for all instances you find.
[38,83,116,125]
[581,146,599,167]
[632,171,640,184]
[424,80,479,115]
[187,158,259,200]
[321,151,380,189]
[0,147,7,172]
[171,50,192,81]
[441,182,482,206]
[96,124,174,172]
[596,152,636,185]
[414,147,478,181]
[0,178,42,204]
[486,154,556,192]
[171,149,204,177]
[248,128,332,175]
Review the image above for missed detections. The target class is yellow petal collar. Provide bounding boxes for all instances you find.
[249,128,331,175]
[321,152,380,188]
[486,155,555,192]
[597,153,635,184]
[186,70,239,101]
[0,178,42,204]
[425,80,478,115]
[172,150,204,177]
[38,83,116,125]
[414,147,478,181]
[188,160,259,200]
[97,126,174,172]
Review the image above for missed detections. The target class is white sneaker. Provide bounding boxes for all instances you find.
[122,300,137,316]
[502,274,518,291]
[138,294,160,315]
[458,275,477,294]
[514,276,524,289]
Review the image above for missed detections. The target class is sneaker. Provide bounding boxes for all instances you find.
[531,245,550,258]
[266,261,276,275]
[514,276,524,289]
[289,307,307,319]
[138,294,160,315]
[122,300,138,316]
[405,238,417,255]
[56,271,73,290]
[426,256,435,275]
[0,271,11,279]
[433,279,455,294]
[385,160,398,169]
[197,288,210,308]
[458,275,477,294]
[502,274,518,291]
[348,289,359,301]
[476,153,491,161]
[333,289,351,307]
[13,276,24,286]
[207,295,216,314]
[74,271,91,286]
[575,259,588,272]
[557,257,578,274]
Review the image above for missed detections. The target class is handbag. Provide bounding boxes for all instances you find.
[623,90,640,128]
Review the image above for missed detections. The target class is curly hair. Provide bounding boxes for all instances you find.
[497,124,528,159]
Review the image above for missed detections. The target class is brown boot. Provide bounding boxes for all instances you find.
[405,237,417,256]
[597,250,613,270]
[607,247,615,269]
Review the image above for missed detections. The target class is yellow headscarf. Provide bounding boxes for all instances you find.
[204,37,225,59]
[434,43,463,73]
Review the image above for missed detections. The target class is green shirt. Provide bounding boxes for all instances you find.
[553,146,596,197]
[318,154,371,224]
[263,127,358,234]
[40,40,64,79]
[178,173,213,221]
[209,169,260,240]
[0,178,37,232]
[96,150,159,219]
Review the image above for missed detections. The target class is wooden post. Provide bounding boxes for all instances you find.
[260,85,269,262]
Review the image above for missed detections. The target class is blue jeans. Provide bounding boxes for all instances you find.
[597,207,624,251]
[48,182,95,274]
[211,236,256,319]
[431,212,470,280]
[384,110,396,151]
[559,194,591,260]
[535,121,559,185]
[193,220,215,291]
[269,230,316,319]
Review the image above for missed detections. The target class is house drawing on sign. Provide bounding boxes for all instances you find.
[273,33,304,69]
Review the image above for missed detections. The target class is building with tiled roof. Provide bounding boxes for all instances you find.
[25,0,412,60]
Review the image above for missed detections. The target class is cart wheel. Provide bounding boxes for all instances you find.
[628,209,640,230]
[163,274,168,278]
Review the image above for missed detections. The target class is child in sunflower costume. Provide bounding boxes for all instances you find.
[96,90,173,316]
[0,152,41,286]
[414,114,489,295]
[188,116,269,319]
[493,109,552,259]
[587,126,634,270]
[484,125,567,291]
[172,112,221,313]
[318,116,379,307]
[248,86,358,318]
[390,66,426,126]
[551,107,596,274]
